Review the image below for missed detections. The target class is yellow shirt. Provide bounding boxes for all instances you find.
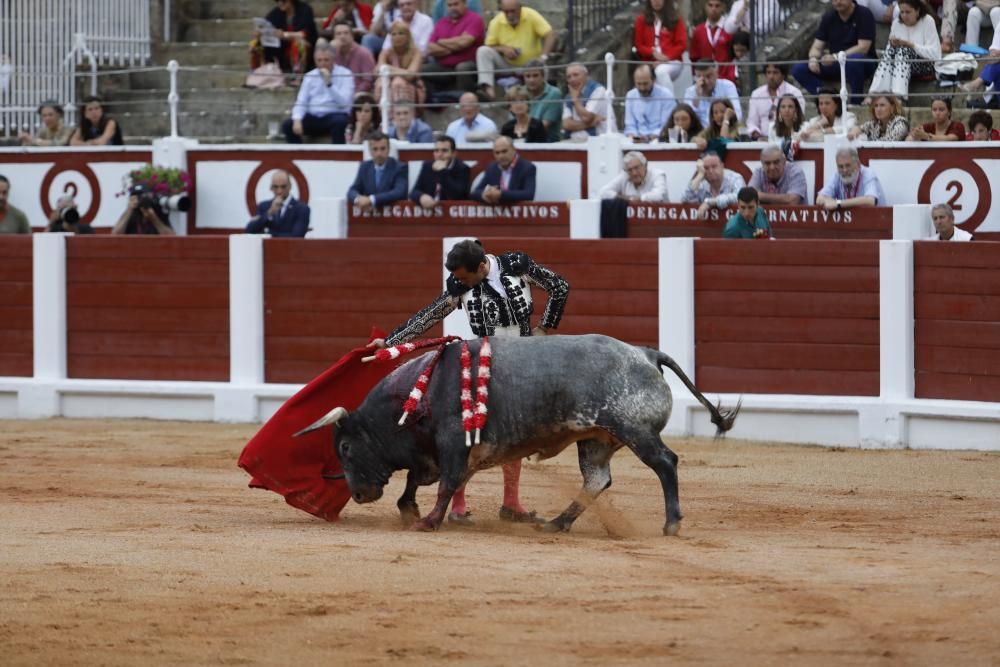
[484,7,552,66]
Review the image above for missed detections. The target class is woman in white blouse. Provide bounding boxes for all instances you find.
[799,90,857,141]
[869,0,941,100]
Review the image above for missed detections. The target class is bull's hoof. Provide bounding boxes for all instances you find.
[538,520,569,533]
[498,507,545,524]
[664,522,682,537]
[410,518,439,532]
[447,511,474,526]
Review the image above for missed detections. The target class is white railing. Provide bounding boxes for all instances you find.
[0,0,150,139]
[73,0,151,67]
[0,0,78,136]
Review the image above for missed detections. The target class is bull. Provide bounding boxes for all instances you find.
[299,334,739,536]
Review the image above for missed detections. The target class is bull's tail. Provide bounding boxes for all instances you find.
[652,351,741,438]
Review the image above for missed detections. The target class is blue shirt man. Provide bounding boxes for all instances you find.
[446,92,498,143]
[624,64,676,142]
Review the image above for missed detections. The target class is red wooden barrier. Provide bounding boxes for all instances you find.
[348,201,570,238]
[65,237,230,381]
[627,204,893,239]
[0,237,33,377]
[694,240,880,396]
[477,238,659,349]
[263,239,444,383]
[914,242,1000,402]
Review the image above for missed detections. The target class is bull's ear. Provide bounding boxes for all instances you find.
[294,407,349,437]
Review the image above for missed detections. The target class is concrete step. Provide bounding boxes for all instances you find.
[99,67,250,94]
[180,0,265,20]
[181,18,256,43]
[109,88,296,115]
[157,42,250,68]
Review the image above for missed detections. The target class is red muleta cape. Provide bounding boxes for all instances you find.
[238,330,410,521]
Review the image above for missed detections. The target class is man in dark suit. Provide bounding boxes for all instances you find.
[471,135,536,203]
[347,131,409,210]
[410,134,471,208]
[246,169,310,237]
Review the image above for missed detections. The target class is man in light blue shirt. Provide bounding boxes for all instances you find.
[816,145,886,210]
[281,42,354,144]
[624,64,676,143]
[682,59,743,127]
[389,102,436,143]
[446,92,498,142]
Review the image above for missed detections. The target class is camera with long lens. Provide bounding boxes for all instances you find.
[131,184,191,213]
[56,194,80,225]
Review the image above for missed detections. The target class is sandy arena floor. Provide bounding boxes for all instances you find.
[1,419,998,666]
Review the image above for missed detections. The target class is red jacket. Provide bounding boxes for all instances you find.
[633,14,688,62]
[689,21,735,82]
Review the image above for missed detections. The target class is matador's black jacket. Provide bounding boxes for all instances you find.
[385,251,570,345]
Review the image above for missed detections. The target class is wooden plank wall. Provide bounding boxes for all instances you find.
[263,239,444,384]
[65,237,230,381]
[694,240,880,396]
[914,242,1000,402]
[0,237,33,376]
[480,238,659,349]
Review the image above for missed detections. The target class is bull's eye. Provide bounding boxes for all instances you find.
[342,442,350,456]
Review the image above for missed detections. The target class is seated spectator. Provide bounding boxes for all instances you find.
[380,0,434,56]
[693,98,739,152]
[112,185,175,235]
[869,0,940,99]
[799,89,857,141]
[930,202,973,241]
[500,85,549,142]
[69,95,123,146]
[346,92,382,143]
[791,0,877,105]
[20,100,72,147]
[430,0,483,21]
[321,0,372,40]
[748,145,808,205]
[683,60,742,127]
[599,151,669,202]
[745,63,806,140]
[908,96,965,141]
[476,0,555,101]
[410,134,472,206]
[816,145,886,210]
[347,130,409,210]
[724,187,773,238]
[659,103,704,142]
[767,94,806,160]
[374,21,425,105]
[0,176,30,235]
[389,100,435,142]
[966,110,1000,139]
[858,0,898,24]
[332,21,375,94]
[562,62,615,141]
[726,0,786,36]
[522,61,562,142]
[847,94,909,141]
[682,151,746,219]
[472,136,536,203]
[245,170,310,237]
[689,0,735,82]
[447,92,498,142]
[363,0,400,57]
[250,0,318,80]
[624,64,677,143]
[423,0,485,95]
[633,0,687,87]
[959,30,1000,107]
[964,0,1000,49]
[282,41,353,144]
[728,31,751,92]
[46,194,93,234]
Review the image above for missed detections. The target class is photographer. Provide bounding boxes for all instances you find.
[112,185,175,235]
[46,195,94,234]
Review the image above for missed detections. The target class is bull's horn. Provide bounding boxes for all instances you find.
[294,407,349,437]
